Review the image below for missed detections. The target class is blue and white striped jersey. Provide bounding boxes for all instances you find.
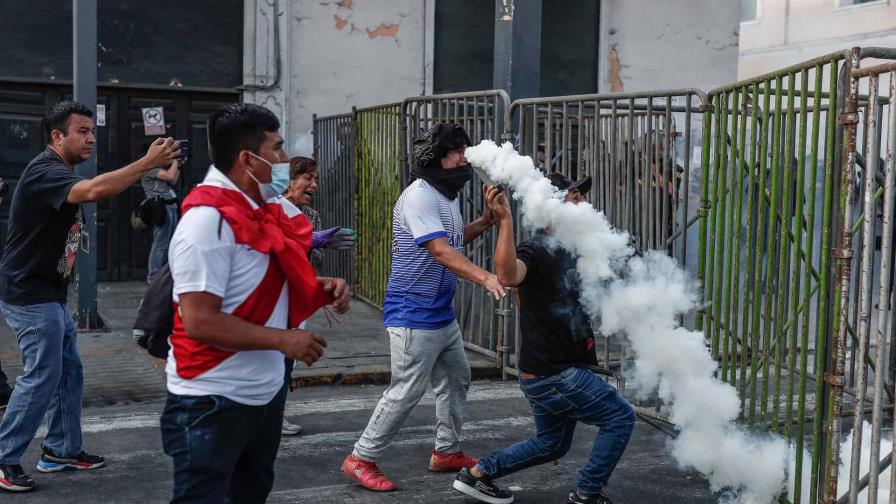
[382,179,464,329]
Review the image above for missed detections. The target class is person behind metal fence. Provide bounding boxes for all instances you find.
[279,155,355,437]
[0,100,180,493]
[159,103,350,503]
[140,143,183,284]
[451,174,635,504]
[342,123,507,491]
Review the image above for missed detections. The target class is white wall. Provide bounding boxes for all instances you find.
[598,0,741,93]
[244,0,741,153]
[243,0,434,154]
[739,0,896,80]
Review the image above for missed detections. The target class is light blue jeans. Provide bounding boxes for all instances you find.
[148,203,178,282]
[0,301,83,464]
[353,320,471,461]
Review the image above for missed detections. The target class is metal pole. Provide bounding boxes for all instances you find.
[492,0,542,101]
[73,0,103,330]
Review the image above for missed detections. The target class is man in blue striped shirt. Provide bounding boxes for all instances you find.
[343,124,506,491]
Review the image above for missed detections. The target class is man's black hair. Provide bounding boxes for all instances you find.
[207,103,280,172]
[44,100,93,143]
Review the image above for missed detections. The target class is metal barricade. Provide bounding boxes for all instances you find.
[312,112,355,282]
[697,47,896,504]
[838,55,896,504]
[509,90,707,264]
[504,91,707,381]
[398,91,512,365]
[353,103,403,308]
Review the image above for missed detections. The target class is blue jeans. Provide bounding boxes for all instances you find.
[477,367,635,496]
[0,301,84,464]
[148,203,178,282]
[160,384,287,503]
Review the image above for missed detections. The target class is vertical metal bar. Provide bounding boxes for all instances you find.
[787,68,809,444]
[761,75,785,426]
[732,88,749,396]
[750,81,772,427]
[680,95,693,262]
[577,101,584,179]
[846,72,879,503]
[884,70,896,504]
[610,100,619,227]
[740,83,761,420]
[627,99,636,237]
[793,65,822,504]
[708,93,727,358]
[696,100,714,335]
[864,72,888,503]
[562,101,569,174]
[721,89,740,384]
[772,73,797,433]
[645,99,655,249]
[818,53,846,504]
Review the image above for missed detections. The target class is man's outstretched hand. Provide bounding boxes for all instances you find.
[318,277,350,314]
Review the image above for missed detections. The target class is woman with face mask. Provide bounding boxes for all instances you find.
[279,156,355,436]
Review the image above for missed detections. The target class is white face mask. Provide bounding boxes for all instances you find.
[247,152,291,200]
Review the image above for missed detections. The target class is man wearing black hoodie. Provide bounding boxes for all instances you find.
[342,124,506,491]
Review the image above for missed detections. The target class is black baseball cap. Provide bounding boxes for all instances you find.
[548,172,592,195]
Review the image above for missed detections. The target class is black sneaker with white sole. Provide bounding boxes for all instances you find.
[36,445,105,473]
[567,489,613,504]
[0,464,35,492]
[452,467,514,504]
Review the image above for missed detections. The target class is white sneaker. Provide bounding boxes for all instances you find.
[281,420,303,436]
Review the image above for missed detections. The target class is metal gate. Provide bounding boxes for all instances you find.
[697,47,896,504]
[311,112,355,282]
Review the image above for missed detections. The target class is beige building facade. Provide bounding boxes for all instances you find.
[739,0,896,79]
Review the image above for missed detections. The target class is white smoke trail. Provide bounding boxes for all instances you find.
[466,140,789,503]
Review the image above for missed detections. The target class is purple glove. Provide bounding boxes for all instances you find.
[311,227,356,250]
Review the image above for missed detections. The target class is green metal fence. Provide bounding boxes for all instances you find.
[353,103,403,308]
[697,47,896,503]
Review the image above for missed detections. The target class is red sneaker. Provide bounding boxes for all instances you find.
[429,450,478,472]
[341,454,396,492]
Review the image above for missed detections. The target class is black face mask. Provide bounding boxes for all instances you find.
[410,162,472,200]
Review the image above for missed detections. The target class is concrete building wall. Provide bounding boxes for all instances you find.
[243,0,741,151]
[243,0,433,153]
[739,0,896,80]
[598,0,741,93]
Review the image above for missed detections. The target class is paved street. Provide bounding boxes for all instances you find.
[2,381,717,503]
[0,282,718,503]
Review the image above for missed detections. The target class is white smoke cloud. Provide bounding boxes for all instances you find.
[466,140,789,503]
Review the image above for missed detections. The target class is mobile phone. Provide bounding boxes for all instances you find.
[176,139,190,161]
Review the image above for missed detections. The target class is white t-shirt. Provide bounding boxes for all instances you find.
[166,166,298,406]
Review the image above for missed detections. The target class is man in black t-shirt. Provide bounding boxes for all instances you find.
[0,101,179,493]
[453,173,635,504]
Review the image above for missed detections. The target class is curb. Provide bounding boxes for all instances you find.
[291,361,503,388]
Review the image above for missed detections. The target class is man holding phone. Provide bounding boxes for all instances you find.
[141,140,188,283]
[0,100,180,492]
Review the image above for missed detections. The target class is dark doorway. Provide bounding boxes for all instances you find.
[0,80,238,281]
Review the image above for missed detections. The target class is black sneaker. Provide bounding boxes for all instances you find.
[36,445,105,473]
[452,467,514,504]
[567,489,613,504]
[0,464,35,492]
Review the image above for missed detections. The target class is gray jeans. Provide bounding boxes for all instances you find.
[353,320,471,461]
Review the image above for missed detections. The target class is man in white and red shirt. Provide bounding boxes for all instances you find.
[160,103,349,503]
